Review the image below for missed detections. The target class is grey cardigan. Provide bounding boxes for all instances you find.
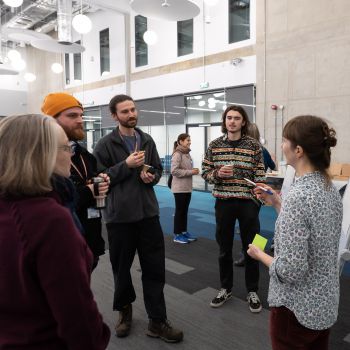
[171,150,194,193]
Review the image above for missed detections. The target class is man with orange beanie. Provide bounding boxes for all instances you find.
[42,92,109,270]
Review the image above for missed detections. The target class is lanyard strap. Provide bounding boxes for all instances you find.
[71,154,88,182]
[118,130,139,153]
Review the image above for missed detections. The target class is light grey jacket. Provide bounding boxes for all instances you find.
[171,148,194,193]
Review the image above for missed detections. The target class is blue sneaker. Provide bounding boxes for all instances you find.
[182,232,197,242]
[173,234,189,244]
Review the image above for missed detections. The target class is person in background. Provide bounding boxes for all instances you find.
[248,115,342,350]
[247,123,276,172]
[171,133,199,244]
[41,92,109,270]
[93,94,183,343]
[234,122,276,267]
[202,105,266,313]
[0,114,110,350]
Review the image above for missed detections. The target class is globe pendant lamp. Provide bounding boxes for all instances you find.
[72,0,92,34]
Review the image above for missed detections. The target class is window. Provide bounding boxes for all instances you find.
[177,19,193,56]
[135,15,148,67]
[229,0,250,44]
[64,53,70,85]
[99,28,110,76]
[73,40,82,80]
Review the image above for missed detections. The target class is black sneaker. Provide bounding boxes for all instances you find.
[210,288,232,308]
[147,319,183,343]
[247,292,262,313]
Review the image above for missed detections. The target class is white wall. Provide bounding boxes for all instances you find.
[70,0,256,104]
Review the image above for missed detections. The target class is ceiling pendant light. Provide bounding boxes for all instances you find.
[143,30,158,45]
[11,58,26,71]
[3,0,23,8]
[51,62,63,74]
[24,72,37,82]
[72,0,92,34]
[7,49,21,62]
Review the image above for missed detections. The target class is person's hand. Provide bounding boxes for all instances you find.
[97,173,110,185]
[253,183,280,207]
[140,170,155,184]
[247,244,262,261]
[126,151,145,168]
[218,165,233,178]
[192,168,200,175]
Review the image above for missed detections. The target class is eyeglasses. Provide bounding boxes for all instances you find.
[58,144,73,153]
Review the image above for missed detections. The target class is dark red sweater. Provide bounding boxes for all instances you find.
[0,194,110,349]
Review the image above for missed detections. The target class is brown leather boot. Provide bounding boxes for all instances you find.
[146,319,183,343]
[115,304,132,337]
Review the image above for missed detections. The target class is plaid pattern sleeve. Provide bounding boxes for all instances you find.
[202,135,266,200]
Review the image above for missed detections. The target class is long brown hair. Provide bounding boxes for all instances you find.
[173,133,190,153]
[221,105,250,135]
[283,115,337,184]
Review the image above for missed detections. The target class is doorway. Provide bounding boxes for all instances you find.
[187,123,222,191]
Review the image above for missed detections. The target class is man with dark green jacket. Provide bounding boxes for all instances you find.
[93,94,183,343]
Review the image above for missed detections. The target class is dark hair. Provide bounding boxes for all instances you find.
[109,94,134,115]
[283,115,337,183]
[173,133,190,153]
[247,123,261,143]
[221,105,250,135]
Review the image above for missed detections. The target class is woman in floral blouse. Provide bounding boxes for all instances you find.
[247,115,342,350]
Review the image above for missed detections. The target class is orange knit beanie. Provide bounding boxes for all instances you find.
[41,92,83,117]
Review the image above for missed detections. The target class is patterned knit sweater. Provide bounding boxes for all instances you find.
[202,134,266,200]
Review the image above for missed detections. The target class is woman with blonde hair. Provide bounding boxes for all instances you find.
[0,114,110,349]
[248,115,342,350]
[170,133,199,244]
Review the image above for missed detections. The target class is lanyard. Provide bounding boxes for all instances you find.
[71,154,88,182]
[118,130,139,153]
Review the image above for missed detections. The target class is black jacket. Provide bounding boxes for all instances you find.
[93,127,162,223]
[70,143,105,257]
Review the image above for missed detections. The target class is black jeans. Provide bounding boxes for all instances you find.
[215,198,260,293]
[106,216,167,320]
[173,192,192,235]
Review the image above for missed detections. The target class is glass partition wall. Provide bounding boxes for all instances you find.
[83,84,255,191]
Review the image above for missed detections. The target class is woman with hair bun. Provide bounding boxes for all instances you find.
[247,115,342,350]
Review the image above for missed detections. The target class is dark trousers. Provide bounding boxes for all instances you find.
[215,198,260,292]
[173,192,192,234]
[106,216,167,320]
[270,307,330,350]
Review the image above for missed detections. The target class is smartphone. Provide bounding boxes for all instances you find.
[143,164,155,174]
[243,178,273,195]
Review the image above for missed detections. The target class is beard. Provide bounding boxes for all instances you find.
[63,126,85,141]
[118,117,137,128]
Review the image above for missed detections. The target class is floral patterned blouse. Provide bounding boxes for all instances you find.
[269,172,343,330]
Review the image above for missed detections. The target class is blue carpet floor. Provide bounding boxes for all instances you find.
[155,185,350,276]
[155,185,277,246]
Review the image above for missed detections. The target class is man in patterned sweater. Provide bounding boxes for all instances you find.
[202,105,266,313]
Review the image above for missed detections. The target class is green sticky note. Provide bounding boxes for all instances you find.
[252,234,268,251]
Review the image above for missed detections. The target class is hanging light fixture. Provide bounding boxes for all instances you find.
[11,58,26,71]
[7,49,21,62]
[143,30,158,45]
[24,72,37,82]
[72,0,92,34]
[51,62,63,74]
[3,0,23,8]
